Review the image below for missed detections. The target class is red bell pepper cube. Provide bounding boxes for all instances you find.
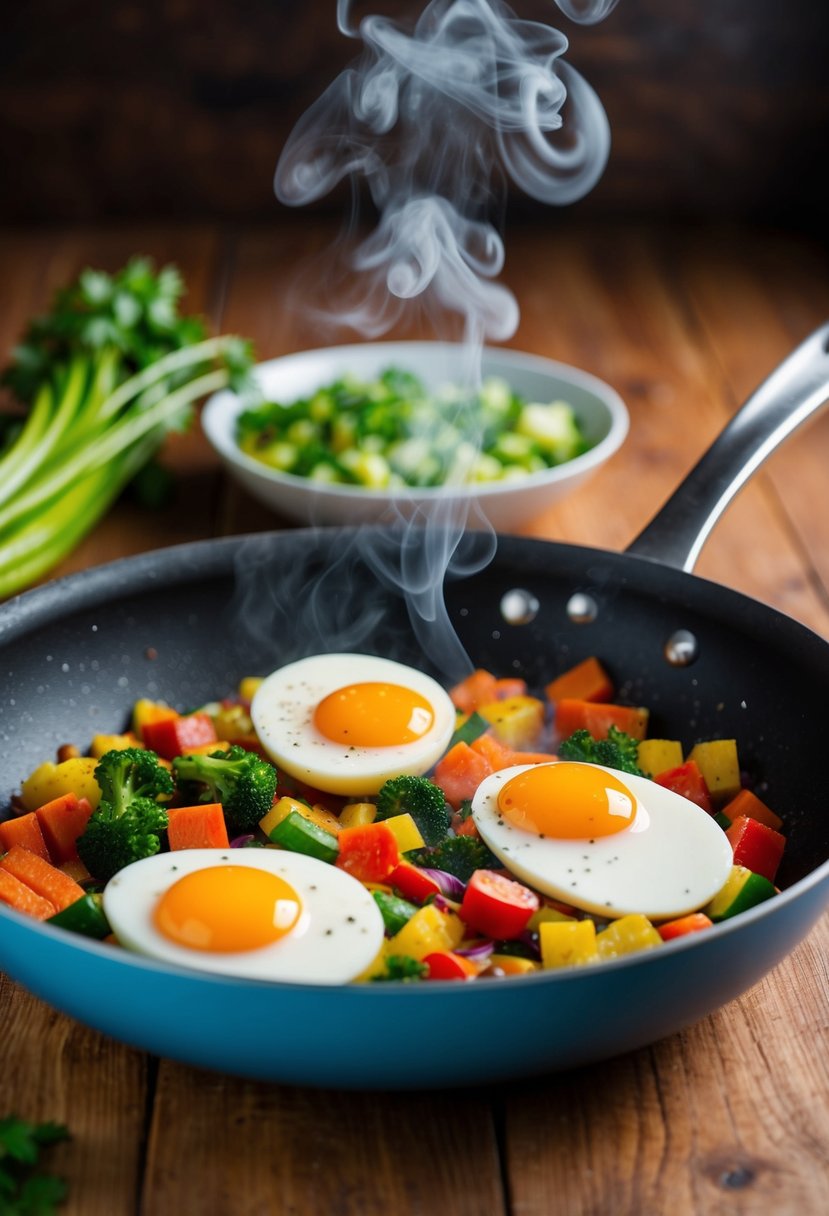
[141,713,218,760]
[653,760,713,814]
[459,869,539,940]
[725,815,786,884]
[657,912,713,941]
[335,822,400,883]
[388,861,442,904]
[424,950,478,980]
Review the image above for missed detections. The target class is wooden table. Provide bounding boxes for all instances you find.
[1,219,828,1214]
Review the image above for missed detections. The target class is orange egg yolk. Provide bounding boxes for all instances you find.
[497,762,637,840]
[154,866,302,953]
[313,681,434,747]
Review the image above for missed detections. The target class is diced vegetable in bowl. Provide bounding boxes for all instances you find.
[201,342,629,528]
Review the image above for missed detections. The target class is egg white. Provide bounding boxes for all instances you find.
[472,763,734,920]
[102,848,385,984]
[250,653,456,795]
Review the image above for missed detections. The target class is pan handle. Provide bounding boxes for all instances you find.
[626,321,829,572]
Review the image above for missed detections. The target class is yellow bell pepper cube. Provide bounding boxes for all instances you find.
[339,802,377,828]
[477,695,545,750]
[637,739,683,778]
[596,914,662,959]
[704,865,776,921]
[259,796,341,839]
[686,740,741,805]
[380,812,425,853]
[388,904,464,961]
[20,757,102,812]
[539,919,598,969]
[355,941,389,982]
[528,905,577,931]
[238,676,263,702]
[489,954,540,975]
[90,732,141,759]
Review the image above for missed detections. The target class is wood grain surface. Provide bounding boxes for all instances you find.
[0,218,827,1214]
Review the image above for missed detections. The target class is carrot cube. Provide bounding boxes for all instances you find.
[35,793,94,864]
[545,657,613,705]
[0,846,85,911]
[0,811,51,860]
[167,804,230,850]
[0,868,57,920]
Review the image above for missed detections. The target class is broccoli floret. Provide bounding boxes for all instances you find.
[375,775,451,846]
[77,747,174,882]
[370,954,429,983]
[172,745,277,835]
[558,727,645,777]
[408,835,499,884]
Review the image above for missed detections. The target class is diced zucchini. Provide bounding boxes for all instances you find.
[48,893,111,940]
[517,401,583,462]
[267,809,340,864]
[449,711,490,749]
[705,865,776,921]
[373,891,418,935]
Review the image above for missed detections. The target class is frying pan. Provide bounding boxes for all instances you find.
[0,324,828,1090]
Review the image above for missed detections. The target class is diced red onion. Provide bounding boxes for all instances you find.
[516,930,541,959]
[229,834,256,848]
[419,868,467,899]
[455,940,495,962]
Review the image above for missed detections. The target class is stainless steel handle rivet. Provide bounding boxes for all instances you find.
[566,592,599,624]
[500,588,540,625]
[664,629,699,666]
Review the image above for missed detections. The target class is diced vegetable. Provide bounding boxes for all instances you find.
[448,711,490,749]
[238,677,263,702]
[657,912,713,941]
[0,811,51,860]
[372,890,419,935]
[339,802,377,828]
[636,739,684,778]
[554,700,649,742]
[469,732,516,771]
[90,732,141,758]
[260,796,340,840]
[545,657,613,705]
[335,822,400,882]
[167,804,230,851]
[476,695,545,750]
[595,914,662,959]
[653,761,713,813]
[132,699,178,740]
[539,919,598,968]
[387,861,442,904]
[449,671,527,713]
[35,793,94,863]
[726,815,786,884]
[387,903,464,961]
[686,740,741,806]
[47,893,111,940]
[20,757,101,812]
[0,846,85,912]
[269,809,340,864]
[487,954,540,975]
[0,868,57,920]
[705,865,776,921]
[380,813,425,853]
[142,713,218,760]
[459,870,539,940]
[433,741,493,810]
[423,950,479,980]
[721,788,783,832]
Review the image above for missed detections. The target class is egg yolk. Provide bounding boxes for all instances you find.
[154,865,302,953]
[313,681,434,747]
[497,762,637,840]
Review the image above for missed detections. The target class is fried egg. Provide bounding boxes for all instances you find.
[251,653,456,795]
[472,761,733,920]
[102,848,385,984]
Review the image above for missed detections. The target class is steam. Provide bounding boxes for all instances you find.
[275,0,615,351]
[265,0,617,679]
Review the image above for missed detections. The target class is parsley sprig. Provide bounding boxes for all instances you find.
[0,256,255,598]
[0,1116,69,1215]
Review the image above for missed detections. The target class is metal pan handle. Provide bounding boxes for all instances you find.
[626,321,829,572]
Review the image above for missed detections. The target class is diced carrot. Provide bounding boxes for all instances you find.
[0,845,85,912]
[0,868,57,920]
[0,811,51,860]
[449,670,499,713]
[554,699,649,742]
[455,816,481,839]
[335,822,400,883]
[545,657,614,705]
[657,912,713,941]
[35,794,94,864]
[491,677,528,701]
[471,732,515,771]
[721,788,783,832]
[141,713,218,760]
[167,804,230,850]
[433,742,493,810]
[508,750,559,766]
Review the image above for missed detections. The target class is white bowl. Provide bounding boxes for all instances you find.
[202,341,629,530]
